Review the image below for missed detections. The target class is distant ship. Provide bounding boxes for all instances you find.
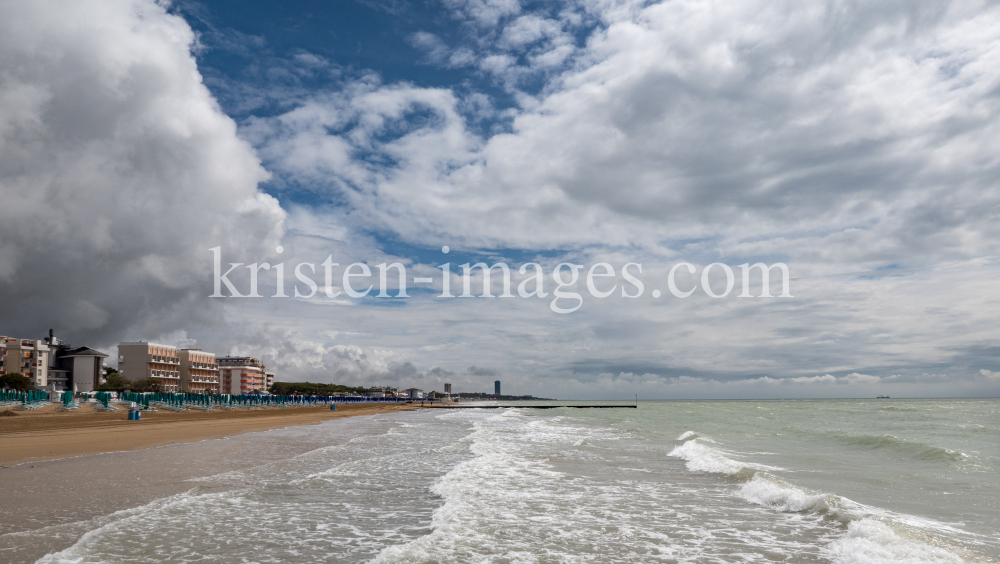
[876,395,890,399]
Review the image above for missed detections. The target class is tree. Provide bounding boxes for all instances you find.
[0,373,34,392]
[96,373,161,393]
[128,377,162,394]
[269,381,365,396]
[96,371,130,392]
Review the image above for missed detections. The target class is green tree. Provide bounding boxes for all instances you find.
[96,371,130,392]
[96,373,161,393]
[269,381,365,396]
[0,373,34,391]
[128,377,162,394]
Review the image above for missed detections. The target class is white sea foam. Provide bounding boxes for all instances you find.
[670,433,976,564]
[35,490,227,564]
[16,403,997,564]
[373,412,850,563]
[669,438,750,474]
[738,473,857,520]
[369,409,656,563]
[668,436,780,475]
[739,478,976,564]
[826,519,968,564]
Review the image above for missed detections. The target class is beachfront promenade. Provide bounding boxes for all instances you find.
[3,390,425,416]
[114,391,417,411]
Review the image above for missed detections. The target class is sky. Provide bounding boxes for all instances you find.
[1,0,999,399]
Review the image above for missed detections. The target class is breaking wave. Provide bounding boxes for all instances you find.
[669,432,976,564]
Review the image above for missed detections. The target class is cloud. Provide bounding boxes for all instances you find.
[226,1,1000,399]
[468,365,498,376]
[410,32,452,65]
[5,0,1000,400]
[749,373,881,385]
[443,0,521,28]
[253,0,1000,266]
[428,366,456,378]
[0,0,285,346]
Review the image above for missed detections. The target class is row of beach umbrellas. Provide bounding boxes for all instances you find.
[114,391,410,410]
[0,389,49,404]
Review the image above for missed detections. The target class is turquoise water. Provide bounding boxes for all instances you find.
[8,399,999,563]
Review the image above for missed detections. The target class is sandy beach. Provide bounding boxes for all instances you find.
[0,401,414,467]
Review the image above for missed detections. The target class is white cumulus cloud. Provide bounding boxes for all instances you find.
[0,0,285,345]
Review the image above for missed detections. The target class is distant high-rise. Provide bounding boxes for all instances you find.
[495,380,501,395]
[444,383,452,394]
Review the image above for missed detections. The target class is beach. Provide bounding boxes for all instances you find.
[2,399,998,564]
[0,402,413,467]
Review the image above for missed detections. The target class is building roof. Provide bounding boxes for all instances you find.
[119,341,174,348]
[59,346,108,358]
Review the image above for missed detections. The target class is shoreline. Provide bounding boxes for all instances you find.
[0,402,414,467]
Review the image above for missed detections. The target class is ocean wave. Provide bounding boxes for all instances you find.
[753,485,978,563]
[668,436,781,476]
[825,518,968,564]
[738,473,855,520]
[835,433,968,462]
[671,433,976,564]
[369,411,568,563]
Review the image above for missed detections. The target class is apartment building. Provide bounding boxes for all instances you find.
[0,336,49,388]
[264,371,274,393]
[218,356,266,395]
[118,342,181,392]
[44,331,107,393]
[179,349,219,393]
[55,347,107,393]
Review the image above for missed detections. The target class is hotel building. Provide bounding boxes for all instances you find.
[179,349,219,393]
[0,336,49,388]
[218,356,266,395]
[118,342,181,392]
[44,330,107,393]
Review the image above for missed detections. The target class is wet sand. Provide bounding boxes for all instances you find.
[0,402,414,466]
[0,407,421,562]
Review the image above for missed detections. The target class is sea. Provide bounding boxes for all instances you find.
[1,398,997,563]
